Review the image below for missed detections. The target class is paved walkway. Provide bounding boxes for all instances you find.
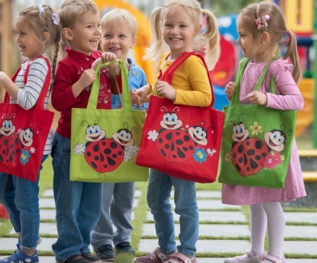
[0,188,316,263]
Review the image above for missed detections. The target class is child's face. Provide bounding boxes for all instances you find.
[100,23,136,62]
[162,7,200,59]
[15,20,44,60]
[66,12,101,55]
[236,18,261,60]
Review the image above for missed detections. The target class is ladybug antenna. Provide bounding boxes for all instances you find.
[240,115,246,121]
[95,118,101,124]
[228,119,235,125]
[285,129,292,136]
[131,127,139,134]
[280,124,285,131]
[1,114,6,119]
[33,127,41,134]
[123,122,129,129]
[160,106,168,112]
[81,120,89,126]
[172,107,180,112]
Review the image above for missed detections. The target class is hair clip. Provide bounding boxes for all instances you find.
[37,4,44,14]
[202,10,208,18]
[255,15,270,30]
[52,13,60,25]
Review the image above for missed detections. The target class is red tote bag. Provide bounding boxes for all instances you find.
[0,56,54,182]
[136,52,224,183]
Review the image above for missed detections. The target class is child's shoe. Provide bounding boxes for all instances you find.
[0,250,39,263]
[115,242,135,254]
[95,244,115,262]
[165,252,197,263]
[224,250,267,263]
[133,247,172,263]
[82,253,101,263]
[262,255,285,263]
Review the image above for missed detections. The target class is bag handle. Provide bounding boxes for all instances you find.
[232,58,276,105]
[157,51,215,107]
[88,59,130,110]
[5,55,51,110]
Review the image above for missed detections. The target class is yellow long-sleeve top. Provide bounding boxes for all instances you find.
[156,53,212,107]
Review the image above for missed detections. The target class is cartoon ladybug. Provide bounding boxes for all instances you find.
[263,129,288,169]
[230,121,268,176]
[157,106,195,163]
[0,113,21,165]
[188,125,208,146]
[82,119,124,173]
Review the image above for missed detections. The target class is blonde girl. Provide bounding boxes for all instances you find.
[223,2,305,263]
[134,1,220,263]
[0,4,61,263]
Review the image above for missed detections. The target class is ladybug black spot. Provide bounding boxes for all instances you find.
[160,149,167,157]
[235,163,241,172]
[165,133,172,141]
[262,152,267,157]
[3,138,9,146]
[232,153,237,158]
[255,140,264,149]
[100,154,104,162]
[112,154,118,158]
[176,139,183,145]
[255,155,261,161]
[246,141,250,146]
[238,157,243,163]
[91,161,98,169]
[104,148,111,154]
[238,144,244,153]
[182,146,188,152]
[107,156,117,166]
[247,149,255,156]
[101,141,106,146]
[164,144,170,150]
[177,148,186,159]
[175,131,181,136]
[94,156,99,161]
[118,151,123,156]
[189,145,194,150]
[183,135,191,142]
[110,141,118,149]
[249,158,258,169]
[87,152,92,157]
[92,144,99,152]
[158,138,163,143]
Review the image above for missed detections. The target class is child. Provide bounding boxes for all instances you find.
[0,4,61,263]
[90,9,150,262]
[222,2,306,263]
[51,1,113,262]
[133,1,220,263]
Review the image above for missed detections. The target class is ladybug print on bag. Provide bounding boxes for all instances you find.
[0,113,22,166]
[230,122,268,176]
[73,119,139,173]
[156,106,195,163]
[18,127,39,165]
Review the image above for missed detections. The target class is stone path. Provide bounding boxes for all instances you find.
[0,189,317,262]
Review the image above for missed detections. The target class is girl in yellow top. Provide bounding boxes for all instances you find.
[134,0,220,263]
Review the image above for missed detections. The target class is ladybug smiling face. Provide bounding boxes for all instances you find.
[112,128,134,147]
[232,122,249,143]
[19,128,34,147]
[84,124,106,142]
[160,112,182,130]
[0,119,15,136]
[188,126,207,146]
[264,129,286,152]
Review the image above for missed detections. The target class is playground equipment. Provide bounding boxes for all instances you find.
[93,0,155,85]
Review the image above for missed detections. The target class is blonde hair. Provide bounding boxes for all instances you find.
[101,9,137,38]
[145,0,220,70]
[238,2,302,82]
[17,4,62,79]
[58,0,99,49]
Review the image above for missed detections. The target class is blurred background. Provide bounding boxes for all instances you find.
[0,0,315,149]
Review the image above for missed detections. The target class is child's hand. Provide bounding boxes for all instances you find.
[225,81,237,101]
[131,85,152,108]
[135,84,151,100]
[78,69,96,88]
[91,58,101,70]
[156,81,176,100]
[131,90,142,108]
[101,52,117,63]
[241,91,267,105]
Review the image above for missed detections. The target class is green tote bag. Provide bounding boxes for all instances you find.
[70,60,149,182]
[218,58,296,189]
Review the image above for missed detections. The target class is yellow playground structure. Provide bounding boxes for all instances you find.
[94,0,155,85]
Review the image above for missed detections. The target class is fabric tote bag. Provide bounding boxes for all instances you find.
[0,56,54,182]
[218,58,296,189]
[70,60,149,182]
[136,52,225,183]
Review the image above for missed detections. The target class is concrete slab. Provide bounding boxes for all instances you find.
[42,189,54,197]
[40,209,56,220]
[142,223,250,237]
[284,212,317,224]
[39,198,56,208]
[283,241,317,255]
[146,211,247,223]
[285,225,317,238]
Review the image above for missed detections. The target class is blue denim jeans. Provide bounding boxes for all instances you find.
[0,154,48,250]
[51,132,102,262]
[147,169,199,257]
